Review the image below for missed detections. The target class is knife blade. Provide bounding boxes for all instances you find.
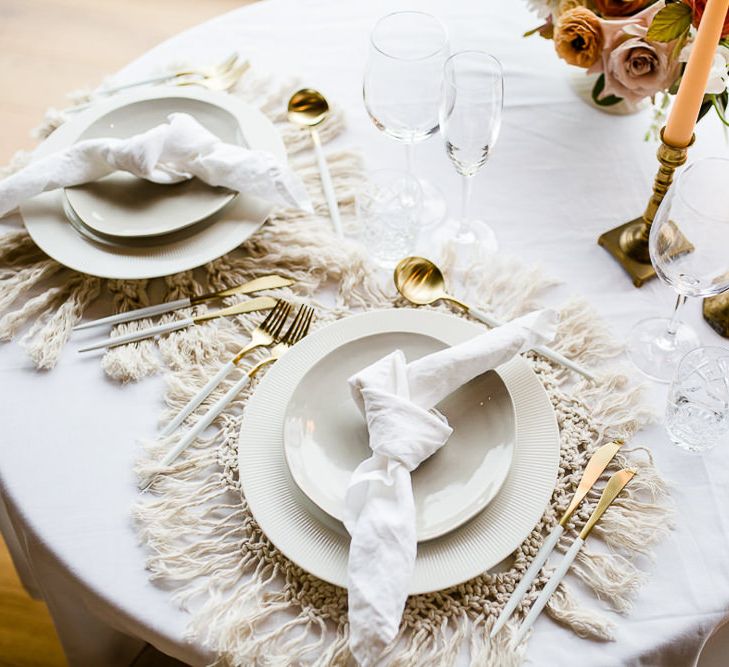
[73,275,293,331]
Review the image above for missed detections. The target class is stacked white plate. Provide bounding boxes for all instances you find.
[20,87,287,280]
[240,308,561,593]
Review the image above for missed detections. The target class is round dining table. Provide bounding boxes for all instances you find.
[1,0,728,665]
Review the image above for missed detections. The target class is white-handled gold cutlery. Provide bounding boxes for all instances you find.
[158,299,292,437]
[142,304,315,490]
[78,296,276,352]
[74,275,293,331]
[512,467,637,645]
[490,439,624,638]
[394,256,597,383]
[287,89,343,238]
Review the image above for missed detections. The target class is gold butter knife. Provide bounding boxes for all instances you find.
[78,296,276,352]
[513,468,637,645]
[73,275,293,331]
[491,439,624,637]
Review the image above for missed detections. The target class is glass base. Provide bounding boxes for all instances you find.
[627,317,701,383]
[418,179,447,229]
[447,218,498,253]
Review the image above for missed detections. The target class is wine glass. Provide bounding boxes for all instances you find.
[363,10,449,226]
[628,157,729,382]
[439,50,503,250]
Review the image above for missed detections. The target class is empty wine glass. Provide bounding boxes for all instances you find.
[628,157,729,382]
[363,10,449,226]
[439,50,503,250]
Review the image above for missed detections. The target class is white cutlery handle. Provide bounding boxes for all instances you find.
[468,306,595,383]
[311,129,343,238]
[514,537,584,645]
[78,317,193,352]
[159,373,251,468]
[468,306,501,328]
[490,524,564,637]
[65,74,178,113]
[159,360,236,437]
[74,297,191,331]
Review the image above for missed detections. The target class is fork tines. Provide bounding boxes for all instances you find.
[283,305,315,346]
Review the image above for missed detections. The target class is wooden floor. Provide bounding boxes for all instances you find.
[0,2,249,664]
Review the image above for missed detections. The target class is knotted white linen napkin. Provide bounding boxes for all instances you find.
[345,309,558,666]
[0,112,311,217]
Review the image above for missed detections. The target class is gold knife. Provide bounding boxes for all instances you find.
[73,275,293,331]
[513,468,637,644]
[491,439,624,637]
[77,296,276,352]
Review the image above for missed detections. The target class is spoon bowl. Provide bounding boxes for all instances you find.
[287,88,331,127]
[394,256,465,308]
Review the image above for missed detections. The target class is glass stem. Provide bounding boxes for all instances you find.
[460,174,473,231]
[666,293,687,337]
[405,142,415,174]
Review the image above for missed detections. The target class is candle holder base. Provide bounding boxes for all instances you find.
[598,217,694,288]
[703,291,729,338]
[598,217,656,288]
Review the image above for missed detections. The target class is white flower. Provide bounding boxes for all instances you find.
[680,42,729,95]
[526,0,559,19]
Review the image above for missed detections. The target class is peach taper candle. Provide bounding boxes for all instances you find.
[665,0,729,147]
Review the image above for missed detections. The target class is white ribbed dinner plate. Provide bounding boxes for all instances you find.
[20,87,286,279]
[240,309,560,594]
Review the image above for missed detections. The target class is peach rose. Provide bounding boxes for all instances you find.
[686,0,729,37]
[554,7,605,67]
[594,0,654,17]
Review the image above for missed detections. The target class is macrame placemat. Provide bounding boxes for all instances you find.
[0,65,671,667]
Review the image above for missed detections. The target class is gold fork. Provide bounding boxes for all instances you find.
[159,299,292,437]
[145,305,315,485]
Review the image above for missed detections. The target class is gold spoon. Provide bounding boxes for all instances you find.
[287,88,343,237]
[393,256,596,382]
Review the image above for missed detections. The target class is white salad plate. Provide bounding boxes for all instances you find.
[20,87,286,280]
[65,95,241,239]
[240,308,561,594]
[283,329,515,541]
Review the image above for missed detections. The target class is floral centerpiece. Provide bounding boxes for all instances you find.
[526,0,729,135]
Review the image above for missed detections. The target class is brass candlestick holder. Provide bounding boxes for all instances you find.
[704,291,729,338]
[598,128,695,287]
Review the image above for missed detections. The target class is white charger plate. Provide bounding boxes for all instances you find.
[65,96,241,238]
[240,308,560,594]
[283,331,515,541]
[20,87,286,280]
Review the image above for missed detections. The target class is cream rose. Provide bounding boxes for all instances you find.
[602,37,679,102]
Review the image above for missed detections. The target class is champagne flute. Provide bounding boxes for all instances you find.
[627,157,729,382]
[439,50,503,249]
[363,10,449,226]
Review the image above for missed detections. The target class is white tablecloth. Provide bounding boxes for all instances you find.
[1,1,728,665]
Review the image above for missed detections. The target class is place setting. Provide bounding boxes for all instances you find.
[1,2,729,667]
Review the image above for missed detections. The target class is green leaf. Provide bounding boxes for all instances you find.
[591,74,623,107]
[709,92,729,126]
[646,2,693,43]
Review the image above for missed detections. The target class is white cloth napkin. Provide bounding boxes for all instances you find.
[0,112,311,217]
[345,309,559,666]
